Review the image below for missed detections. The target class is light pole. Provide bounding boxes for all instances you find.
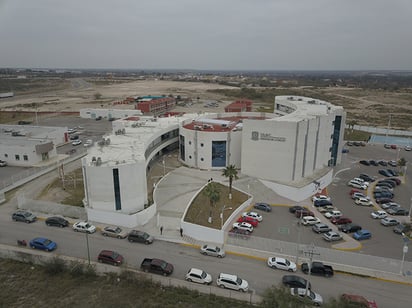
[85,232,91,266]
[400,233,409,275]
[409,197,412,224]
[162,158,165,176]
[220,205,233,229]
[295,209,303,265]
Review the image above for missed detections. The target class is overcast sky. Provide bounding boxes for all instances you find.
[1,0,411,70]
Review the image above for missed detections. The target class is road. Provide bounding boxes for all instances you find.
[0,214,410,307]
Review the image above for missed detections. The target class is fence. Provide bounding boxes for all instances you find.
[226,234,412,281]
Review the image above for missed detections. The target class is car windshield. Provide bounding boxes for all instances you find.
[285,260,290,266]
[111,252,119,259]
[200,271,207,279]
[23,212,31,217]
[115,227,121,233]
[85,223,91,228]
[142,233,149,239]
[309,290,316,299]
[43,239,52,245]
[160,261,167,270]
[236,277,242,285]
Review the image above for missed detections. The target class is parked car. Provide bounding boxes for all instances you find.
[405,145,412,151]
[324,210,342,219]
[267,257,297,272]
[378,160,388,166]
[253,202,272,212]
[101,226,128,239]
[369,160,379,166]
[388,177,401,185]
[380,217,399,226]
[387,207,409,216]
[388,160,397,167]
[377,180,396,188]
[355,197,373,207]
[313,199,333,207]
[378,169,392,177]
[72,221,96,233]
[373,185,393,193]
[312,223,332,234]
[242,211,262,222]
[127,230,154,244]
[352,193,371,200]
[12,210,37,223]
[370,210,387,219]
[45,216,69,228]
[312,194,331,202]
[393,223,411,234]
[141,258,173,276]
[233,222,254,233]
[341,293,378,308]
[217,273,248,292]
[84,139,93,147]
[71,139,82,146]
[301,261,334,277]
[301,216,321,226]
[386,169,398,176]
[237,216,258,227]
[353,229,372,240]
[323,231,343,242]
[339,223,362,233]
[185,268,212,285]
[359,173,375,182]
[347,180,367,190]
[0,159,7,167]
[289,205,305,213]
[200,245,225,258]
[29,237,57,251]
[349,188,361,195]
[97,250,124,266]
[318,205,338,214]
[331,217,352,225]
[295,209,314,217]
[381,202,400,210]
[290,288,323,306]
[359,160,370,166]
[282,275,311,289]
[228,228,251,238]
[373,191,394,199]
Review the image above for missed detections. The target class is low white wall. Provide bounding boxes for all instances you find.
[260,169,333,202]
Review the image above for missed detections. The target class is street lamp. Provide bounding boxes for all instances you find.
[220,205,233,229]
[400,233,409,275]
[85,232,91,266]
[162,158,165,176]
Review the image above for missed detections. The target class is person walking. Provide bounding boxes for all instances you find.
[160,226,163,235]
[180,227,183,237]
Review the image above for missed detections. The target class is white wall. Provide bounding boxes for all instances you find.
[80,108,142,119]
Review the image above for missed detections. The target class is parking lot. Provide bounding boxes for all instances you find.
[248,143,412,261]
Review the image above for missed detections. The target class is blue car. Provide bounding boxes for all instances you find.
[29,237,57,251]
[353,230,372,241]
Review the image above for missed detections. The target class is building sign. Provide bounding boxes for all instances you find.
[251,131,286,142]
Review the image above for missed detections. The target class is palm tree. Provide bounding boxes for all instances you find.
[222,164,239,197]
[203,182,220,208]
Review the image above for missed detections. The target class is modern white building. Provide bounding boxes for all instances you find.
[0,124,66,166]
[82,96,346,226]
[80,108,142,120]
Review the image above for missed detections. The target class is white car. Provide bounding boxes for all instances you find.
[217,273,248,292]
[290,288,323,306]
[380,217,399,226]
[71,139,82,146]
[355,197,373,207]
[381,202,400,210]
[351,192,369,200]
[242,211,262,222]
[301,216,321,226]
[267,257,297,272]
[312,195,331,202]
[352,178,369,186]
[405,145,412,151]
[72,221,96,233]
[370,210,387,219]
[185,268,212,285]
[324,210,342,219]
[84,139,93,147]
[233,222,254,233]
[347,180,367,190]
[200,245,225,258]
[323,231,343,242]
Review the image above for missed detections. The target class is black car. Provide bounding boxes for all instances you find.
[378,169,392,177]
[282,275,311,289]
[393,224,411,234]
[373,191,394,199]
[127,230,154,244]
[377,180,396,188]
[369,160,379,166]
[388,177,401,185]
[314,199,333,207]
[254,202,272,212]
[386,169,398,176]
[359,160,370,166]
[289,205,305,213]
[378,160,388,166]
[12,210,37,223]
[339,223,362,233]
[45,216,69,228]
[359,174,375,182]
[375,197,393,204]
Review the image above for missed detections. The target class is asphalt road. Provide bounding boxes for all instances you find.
[0,217,410,307]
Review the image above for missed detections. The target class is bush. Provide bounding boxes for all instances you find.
[43,257,66,275]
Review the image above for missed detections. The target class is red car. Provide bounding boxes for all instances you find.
[331,217,352,225]
[237,216,258,227]
[349,189,361,195]
[97,250,124,266]
[341,294,378,308]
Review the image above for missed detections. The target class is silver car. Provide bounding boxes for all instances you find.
[200,245,225,258]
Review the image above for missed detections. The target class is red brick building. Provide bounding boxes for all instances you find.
[224,99,253,112]
[135,97,176,114]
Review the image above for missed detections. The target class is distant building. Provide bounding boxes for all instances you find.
[224,99,253,112]
[135,97,176,114]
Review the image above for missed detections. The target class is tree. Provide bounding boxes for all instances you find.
[203,182,220,208]
[260,286,308,308]
[222,164,239,196]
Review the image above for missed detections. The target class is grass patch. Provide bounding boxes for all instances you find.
[184,182,249,229]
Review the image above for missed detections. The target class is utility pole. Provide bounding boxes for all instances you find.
[295,210,303,265]
[304,243,320,296]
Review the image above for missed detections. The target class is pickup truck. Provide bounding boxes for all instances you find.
[140,258,174,276]
[301,261,334,277]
